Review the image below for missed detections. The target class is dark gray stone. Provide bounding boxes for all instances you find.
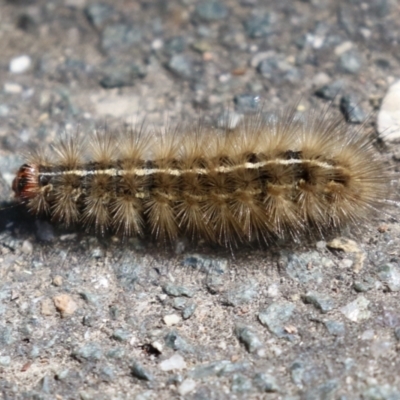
[315,80,345,100]
[79,291,99,304]
[222,280,258,307]
[244,13,272,38]
[164,331,194,353]
[114,257,142,291]
[182,303,197,320]
[84,3,115,29]
[111,329,131,342]
[231,373,253,393]
[0,326,14,346]
[234,94,260,113]
[164,36,186,55]
[182,254,228,275]
[290,361,304,386]
[167,54,195,79]
[72,343,103,362]
[101,23,142,52]
[172,297,186,310]
[303,291,335,313]
[340,95,366,123]
[163,283,194,298]
[377,263,400,292]
[189,360,231,379]
[195,1,229,21]
[235,325,262,353]
[106,347,125,359]
[131,361,153,381]
[219,361,250,376]
[100,365,115,381]
[253,373,280,392]
[353,275,376,292]
[304,379,338,400]
[82,315,95,327]
[258,302,296,338]
[395,326,400,341]
[257,56,298,83]
[324,320,346,336]
[281,251,326,284]
[99,61,147,89]
[363,385,400,400]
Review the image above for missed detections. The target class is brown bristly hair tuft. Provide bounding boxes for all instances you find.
[12,109,393,248]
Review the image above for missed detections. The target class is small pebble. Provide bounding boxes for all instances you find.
[131,361,153,381]
[163,284,194,298]
[53,294,78,317]
[21,240,33,255]
[360,329,375,341]
[223,279,259,307]
[235,325,262,353]
[178,379,196,396]
[159,354,187,372]
[217,110,243,129]
[73,342,103,361]
[52,276,63,286]
[0,105,9,117]
[101,24,142,52]
[9,55,32,74]
[231,373,253,393]
[303,291,335,314]
[244,13,272,38]
[111,329,131,342]
[167,54,194,79]
[234,94,260,113]
[377,263,400,292]
[164,331,194,353]
[340,296,370,322]
[378,80,400,141]
[151,341,163,353]
[258,301,296,338]
[339,95,366,123]
[370,340,393,359]
[41,298,54,316]
[84,3,115,29]
[324,320,346,336]
[195,1,228,21]
[182,303,197,320]
[0,356,11,367]
[163,314,181,326]
[339,49,362,74]
[315,80,344,100]
[254,372,280,392]
[3,83,23,94]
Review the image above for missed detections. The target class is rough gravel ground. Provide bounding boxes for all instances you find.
[1,1,400,399]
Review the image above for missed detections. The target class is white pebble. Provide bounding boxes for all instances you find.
[163,314,181,326]
[151,341,163,353]
[378,80,400,142]
[178,379,196,396]
[4,83,23,94]
[334,41,353,55]
[159,354,187,371]
[21,240,33,255]
[9,55,32,74]
[267,283,279,298]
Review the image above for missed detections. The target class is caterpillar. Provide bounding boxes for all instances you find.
[12,110,391,248]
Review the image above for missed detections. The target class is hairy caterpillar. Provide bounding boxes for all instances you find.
[12,110,391,248]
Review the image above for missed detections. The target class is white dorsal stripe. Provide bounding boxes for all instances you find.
[38,158,340,178]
